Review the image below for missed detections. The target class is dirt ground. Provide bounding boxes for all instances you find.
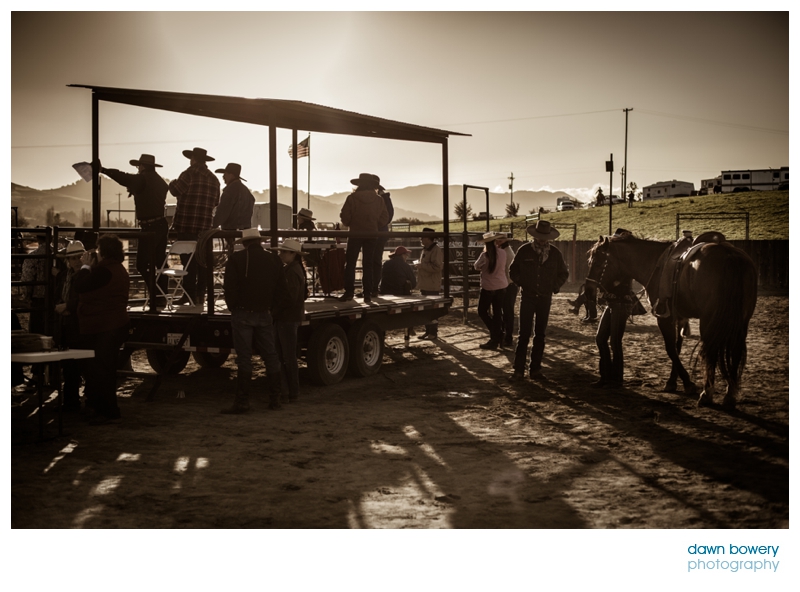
[10,293,788,529]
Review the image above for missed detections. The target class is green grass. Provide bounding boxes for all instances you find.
[417,190,788,241]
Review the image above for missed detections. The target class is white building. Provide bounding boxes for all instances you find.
[642,180,695,200]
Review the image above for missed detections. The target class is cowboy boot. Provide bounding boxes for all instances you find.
[221,370,251,414]
[267,372,283,410]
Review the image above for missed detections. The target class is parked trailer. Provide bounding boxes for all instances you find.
[66,85,469,392]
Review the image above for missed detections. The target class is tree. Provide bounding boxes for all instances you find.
[454,201,473,221]
[627,181,638,195]
[505,202,520,217]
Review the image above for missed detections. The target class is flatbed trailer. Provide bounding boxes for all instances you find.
[124,293,450,387]
[56,85,470,392]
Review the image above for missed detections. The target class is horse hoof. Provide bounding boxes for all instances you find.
[664,382,678,393]
[684,383,698,395]
[697,392,713,407]
[722,395,737,411]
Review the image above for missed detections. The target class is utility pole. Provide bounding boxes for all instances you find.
[606,154,614,236]
[508,172,515,207]
[623,108,632,204]
[117,192,122,225]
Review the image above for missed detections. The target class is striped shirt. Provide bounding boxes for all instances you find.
[169,163,220,234]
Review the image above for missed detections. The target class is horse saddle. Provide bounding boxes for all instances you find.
[653,232,727,318]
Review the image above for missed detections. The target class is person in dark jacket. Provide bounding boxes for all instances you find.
[213,163,255,230]
[100,154,168,312]
[339,173,390,303]
[508,220,569,382]
[379,246,416,295]
[271,239,307,402]
[222,228,289,413]
[74,234,130,424]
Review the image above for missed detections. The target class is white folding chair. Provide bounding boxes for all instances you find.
[150,240,197,309]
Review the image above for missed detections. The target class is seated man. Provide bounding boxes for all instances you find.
[379,246,416,296]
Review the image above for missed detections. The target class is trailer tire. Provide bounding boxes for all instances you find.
[347,321,384,377]
[146,349,190,375]
[192,350,230,368]
[306,323,349,386]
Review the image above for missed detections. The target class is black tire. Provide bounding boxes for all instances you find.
[347,321,384,377]
[306,323,349,386]
[146,349,190,375]
[192,350,230,368]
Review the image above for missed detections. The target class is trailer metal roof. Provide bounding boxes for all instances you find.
[68,84,469,144]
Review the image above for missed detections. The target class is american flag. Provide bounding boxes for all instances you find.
[288,136,310,159]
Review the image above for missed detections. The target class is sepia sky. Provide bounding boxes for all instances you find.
[10,10,789,203]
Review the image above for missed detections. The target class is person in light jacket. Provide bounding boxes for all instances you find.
[474,232,509,350]
[416,228,444,340]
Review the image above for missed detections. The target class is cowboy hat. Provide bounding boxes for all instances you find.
[271,239,304,255]
[215,162,247,182]
[235,227,265,244]
[389,246,410,257]
[297,208,315,220]
[129,154,162,168]
[478,231,504,243]
[349,173,380,190]
[182,147,215,161]
[58,240,86,258]
[527,220,560,240]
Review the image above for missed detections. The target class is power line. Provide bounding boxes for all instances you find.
[637,109,788,135]
[439,108,620,127]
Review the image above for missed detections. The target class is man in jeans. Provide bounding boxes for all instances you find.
[100,154,169,312]
[222,228,289,413]
[508,220,569,382]
[416,228,444,339]
[168,147,220,306]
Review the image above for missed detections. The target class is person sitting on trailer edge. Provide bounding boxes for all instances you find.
[379,246,416,296]
[221,228,289,414]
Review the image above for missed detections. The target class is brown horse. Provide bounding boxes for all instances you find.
[585,233,757,409]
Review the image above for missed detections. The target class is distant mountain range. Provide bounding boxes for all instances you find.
[11,180,575,227]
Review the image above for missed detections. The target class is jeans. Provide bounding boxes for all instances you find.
[514,293,552,373]
[478,287,506,342]
[275,320,300,397]
[231,310,281,377]
[595,302,629,382]
[344,237,376,296]
[421,289,440,335]
[501,283,519,340]
[82,323,129,418]
[139,217,169,303]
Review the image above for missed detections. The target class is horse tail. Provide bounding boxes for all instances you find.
[700,249,757,386]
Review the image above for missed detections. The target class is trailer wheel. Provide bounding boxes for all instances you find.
[306,323,349,386]
[146,349,190,375]
[347,321,384,377]
[192,350,230,368]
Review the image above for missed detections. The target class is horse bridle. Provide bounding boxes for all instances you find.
[585,249,612,293]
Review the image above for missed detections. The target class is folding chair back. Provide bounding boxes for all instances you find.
[152,240,197,309]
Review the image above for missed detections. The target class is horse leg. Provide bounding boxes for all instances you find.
[658,318,696,395]
[697,356,716,407]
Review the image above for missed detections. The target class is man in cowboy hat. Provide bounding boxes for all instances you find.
[295,208,316,232]
[100,154,169,312]
[213,163,255,231]
[169,147,221,305]
[379,245,416,296]
[222,228,289,413]
[508,220,569,381]
[339,173,390,303]
[416,227,444,339]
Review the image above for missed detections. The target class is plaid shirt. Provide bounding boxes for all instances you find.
[169,163,220,234]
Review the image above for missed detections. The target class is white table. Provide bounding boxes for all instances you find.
[12,349,95,440]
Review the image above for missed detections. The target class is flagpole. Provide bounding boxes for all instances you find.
[307,133,311,210]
